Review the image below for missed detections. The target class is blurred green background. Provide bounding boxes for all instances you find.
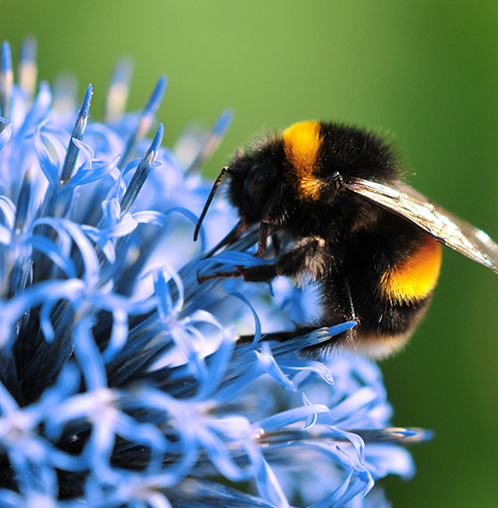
[2,1,498,506]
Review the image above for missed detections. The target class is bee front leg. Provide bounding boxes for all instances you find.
[255,221,271,257]
[197,263,279,283]
[197,235,329,284]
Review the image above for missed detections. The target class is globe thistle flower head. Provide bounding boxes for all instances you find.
[0,39,430,507]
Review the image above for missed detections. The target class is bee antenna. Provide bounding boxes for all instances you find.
[193,166,230,241]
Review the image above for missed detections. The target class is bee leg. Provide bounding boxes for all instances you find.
[198,235,328,286]
[237,273,358,353]
[255,182,284,256]
[255,221,271,257]
[273,236,328,280]
[331,274,358,350]
[341,274,357,322]
[200,235,328,283]
[198,263,279,284]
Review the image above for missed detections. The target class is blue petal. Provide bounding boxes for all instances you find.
[17,80,52,141]
[0,117,12,150]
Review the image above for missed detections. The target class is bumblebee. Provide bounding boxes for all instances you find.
[194,120,498,357]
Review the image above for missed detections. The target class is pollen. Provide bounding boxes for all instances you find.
[380,236,442,304]
[283,120,323,201]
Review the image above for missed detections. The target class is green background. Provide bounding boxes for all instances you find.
[2,1,498,506]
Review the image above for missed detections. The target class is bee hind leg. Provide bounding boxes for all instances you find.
[197,263,279,283]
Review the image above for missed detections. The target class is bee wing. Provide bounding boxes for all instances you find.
[345,177,498,273]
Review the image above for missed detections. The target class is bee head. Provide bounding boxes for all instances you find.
[227,137,285,225]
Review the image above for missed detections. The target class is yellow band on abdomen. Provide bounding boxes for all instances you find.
[380,236,442,304]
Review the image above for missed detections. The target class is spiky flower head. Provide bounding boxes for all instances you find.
[0,39,428,507]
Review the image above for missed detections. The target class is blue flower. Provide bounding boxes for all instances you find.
[0,38,429,508]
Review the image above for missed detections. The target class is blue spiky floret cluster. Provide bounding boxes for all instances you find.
[0,38,428,508]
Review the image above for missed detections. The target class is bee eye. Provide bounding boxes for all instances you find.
[243,164,272,203]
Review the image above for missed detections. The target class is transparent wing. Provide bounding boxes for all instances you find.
[345,177,498,273]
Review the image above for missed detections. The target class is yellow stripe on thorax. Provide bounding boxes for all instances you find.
[380,236,442,304]
[283,121,323,201]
